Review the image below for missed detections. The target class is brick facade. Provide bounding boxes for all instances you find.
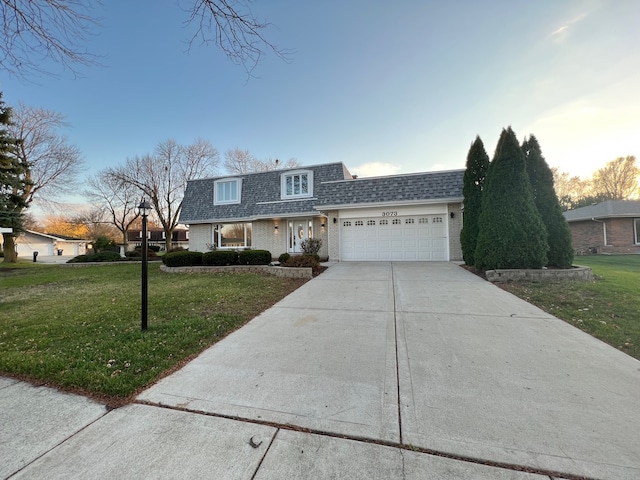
[448,203,463,261]
[569,218,640,254]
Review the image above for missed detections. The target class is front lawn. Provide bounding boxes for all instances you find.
[0,262,306,404]
[499,255,640,361]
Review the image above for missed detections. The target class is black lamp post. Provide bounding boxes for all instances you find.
[137,200,152,331]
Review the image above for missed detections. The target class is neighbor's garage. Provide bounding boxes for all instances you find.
[339,206,449,261]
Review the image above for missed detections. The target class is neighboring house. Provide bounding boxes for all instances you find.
[180,162,464,262]
[563,200,640,254]
[126,227,189,251]
[10,230,89,257]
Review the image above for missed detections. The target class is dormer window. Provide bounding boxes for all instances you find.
[214,178,242,205]
[281,170,313,199]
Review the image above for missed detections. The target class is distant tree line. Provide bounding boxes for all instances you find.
[552,156,639,211]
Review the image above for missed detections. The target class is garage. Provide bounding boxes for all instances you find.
[340,213,448,261]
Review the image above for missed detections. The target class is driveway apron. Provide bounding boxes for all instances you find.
[137,262,640,480]
[139,262,400,443]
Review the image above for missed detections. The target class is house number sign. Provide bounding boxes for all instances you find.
[381,211,398,216]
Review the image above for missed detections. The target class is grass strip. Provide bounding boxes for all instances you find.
[498,255,640,361]
[1,262,305,403]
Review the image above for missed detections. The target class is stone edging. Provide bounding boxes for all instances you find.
[160,264,313,279]
[486,265,593,283]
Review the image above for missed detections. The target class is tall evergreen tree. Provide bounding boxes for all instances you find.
[475,127,548,270]
[523,135,574,268]
[460,136,490,265]
[0,94,28,262]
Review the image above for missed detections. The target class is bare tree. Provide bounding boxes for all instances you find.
[1,102,83,258]
[71,208,120,242]
[0,0,102,78]
[2,0,287,79]
[223,148,300,174]
[591,156,639,200]
[108,138,218,250]
[9,103,83,205]
[85,170,140,246]
[184,0,290,76]
[223,147,256,173]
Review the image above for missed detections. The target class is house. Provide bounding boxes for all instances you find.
[180,162,464,262]
[126,227,189,251]
[9,230,89,257]
[563,200,640,254]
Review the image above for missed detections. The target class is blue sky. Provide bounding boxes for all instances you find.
[1,0,639,190]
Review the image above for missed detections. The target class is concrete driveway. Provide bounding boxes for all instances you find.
[4,262,640,479]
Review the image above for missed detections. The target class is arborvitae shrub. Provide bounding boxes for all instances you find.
[475,127,548,270]
[460,136,490,266]
[523,135,574,268]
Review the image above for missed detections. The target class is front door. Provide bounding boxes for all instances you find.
[288,218,312,253]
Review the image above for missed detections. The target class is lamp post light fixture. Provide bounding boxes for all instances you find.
[137,200,152,331]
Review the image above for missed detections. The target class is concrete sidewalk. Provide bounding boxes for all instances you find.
[3,262,640,479]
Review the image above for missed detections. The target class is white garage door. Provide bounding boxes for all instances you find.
[340,215,447,261]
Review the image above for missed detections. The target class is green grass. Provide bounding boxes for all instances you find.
[499,255,640,361]
[0,261,306,403]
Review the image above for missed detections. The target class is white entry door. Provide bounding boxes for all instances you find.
[288,218,312,253]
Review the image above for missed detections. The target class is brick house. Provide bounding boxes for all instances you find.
[179,162,464,262]
[126,227,189,251]
[563,200,640,254]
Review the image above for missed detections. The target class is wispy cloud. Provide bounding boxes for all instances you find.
[550,12,588,40]
[550,25,569,37]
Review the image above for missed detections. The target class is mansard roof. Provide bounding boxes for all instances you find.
[179,162,464,224]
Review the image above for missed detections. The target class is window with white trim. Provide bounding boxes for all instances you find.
[214,178,242,205]
[281,170,313,198]
[634,219,640,244]
[213,223,252,248]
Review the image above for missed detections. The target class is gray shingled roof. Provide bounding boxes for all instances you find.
[180,162,351,223]
[180,163,465,224]
[563,200,640,222]
[316,169,464,208]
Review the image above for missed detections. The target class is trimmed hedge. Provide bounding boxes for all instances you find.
[128,249,158,259]
[68,251,123,263]
[238,249,271,265]
[162,250,203,267]
[203,250,238,266]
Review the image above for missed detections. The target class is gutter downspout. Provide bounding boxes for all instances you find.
[591,217,607,251]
